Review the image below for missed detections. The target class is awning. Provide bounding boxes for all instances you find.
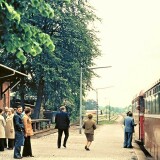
[0,64,27,81]
[0,64,28,96]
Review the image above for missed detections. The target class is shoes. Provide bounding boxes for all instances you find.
[7,148,13,150]
[63,144,66,148]
[85,146,90,151]
[86,148,90,151]
[23,155,34,157]
[127,146,133,148]
[14,157,22,159]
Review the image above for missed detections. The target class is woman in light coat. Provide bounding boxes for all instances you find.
[0,108,6,151]
[82,114,96,151]
[5,108,15,149]
[22,107,34,157]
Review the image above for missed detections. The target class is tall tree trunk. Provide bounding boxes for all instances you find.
[33,78,44,119]
[20,65,25,109]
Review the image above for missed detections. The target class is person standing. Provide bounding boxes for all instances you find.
[13,106,24,159]
[0,108,6,151]
[82,114,96,151]
[123,112,136,148]
[22,107,34,157]
[5,108,15,150]
[55,106,70,148]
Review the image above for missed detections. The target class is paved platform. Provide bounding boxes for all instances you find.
[0,115,146,160]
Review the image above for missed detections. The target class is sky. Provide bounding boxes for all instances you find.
[85,0,160,107]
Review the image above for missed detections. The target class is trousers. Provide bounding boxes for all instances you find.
[57,128,69,148]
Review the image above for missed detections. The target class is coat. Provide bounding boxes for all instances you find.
[0,115,6,138]
[5,114,15,139]
[55,111,70,130]
[23,114,33,136]
[13,112,24,132]
[124,116,135,133]
[83,119,96,134]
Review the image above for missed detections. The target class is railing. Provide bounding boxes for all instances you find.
[32,119,51,134]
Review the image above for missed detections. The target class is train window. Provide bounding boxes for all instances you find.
[153,95,156,114]
[156,86,158,93]
[153,88,155,94]
[149,91,151,95]
[145,97,150,114]
[155,94,159,114]
[158,93,160,114]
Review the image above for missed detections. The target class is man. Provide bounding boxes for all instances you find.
[123,112,136,148]
[55,106,70,148]
[13,106,24,159]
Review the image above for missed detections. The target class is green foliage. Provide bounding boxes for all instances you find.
[0,0,55,64]
[84,99,97,110]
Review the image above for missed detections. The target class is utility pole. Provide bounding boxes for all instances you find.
[109,100,110,121]
[79,66,112,134]
[96,89,98,124]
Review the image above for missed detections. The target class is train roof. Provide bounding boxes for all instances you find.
[145,78,160,93]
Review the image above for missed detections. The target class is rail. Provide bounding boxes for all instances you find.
[32,119,51,134]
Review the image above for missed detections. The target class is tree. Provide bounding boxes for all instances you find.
[0,0,101,119]
[84,99,97,110]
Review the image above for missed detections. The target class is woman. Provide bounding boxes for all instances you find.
[5,108,15,149]
[22,107,34,157]
[82,114,96,151]
[0,108,6,151]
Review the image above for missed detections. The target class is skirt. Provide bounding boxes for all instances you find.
[85,133,94,142]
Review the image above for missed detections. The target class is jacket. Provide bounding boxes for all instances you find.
[0,114,6,138]
[83,119,96,134]
[13,112,24,132]
[5,114,15,139]
[55,111,70,130]
[124,116,135,133]
[23,114,33,136]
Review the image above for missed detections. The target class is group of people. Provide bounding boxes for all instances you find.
[0,106,34,159]
[0,105,97,159]
[55,106,96,151]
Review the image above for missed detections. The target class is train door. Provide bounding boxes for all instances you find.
[139,96,144,142]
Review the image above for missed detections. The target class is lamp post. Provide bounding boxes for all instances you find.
[79,66,112,134]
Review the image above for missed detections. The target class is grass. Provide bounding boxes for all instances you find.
[98,119,116,125]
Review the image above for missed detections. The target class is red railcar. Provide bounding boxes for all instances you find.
[132,79,160,160]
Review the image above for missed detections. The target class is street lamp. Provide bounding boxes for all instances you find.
[79,66,112,134]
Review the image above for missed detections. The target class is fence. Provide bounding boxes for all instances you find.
[32,119,51,134]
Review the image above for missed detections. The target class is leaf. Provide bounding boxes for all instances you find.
[23,45,32,53]
[48,44,55,52]
[30,48,37,56]
[16,50,24,59]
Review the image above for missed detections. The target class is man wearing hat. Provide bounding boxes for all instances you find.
[55,106,70,148]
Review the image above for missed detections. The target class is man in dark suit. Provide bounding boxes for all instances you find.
[13,106,24,159]
[123,112,136,148]
[55,106,70,148]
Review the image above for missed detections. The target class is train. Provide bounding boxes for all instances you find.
[132,78,160,160]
